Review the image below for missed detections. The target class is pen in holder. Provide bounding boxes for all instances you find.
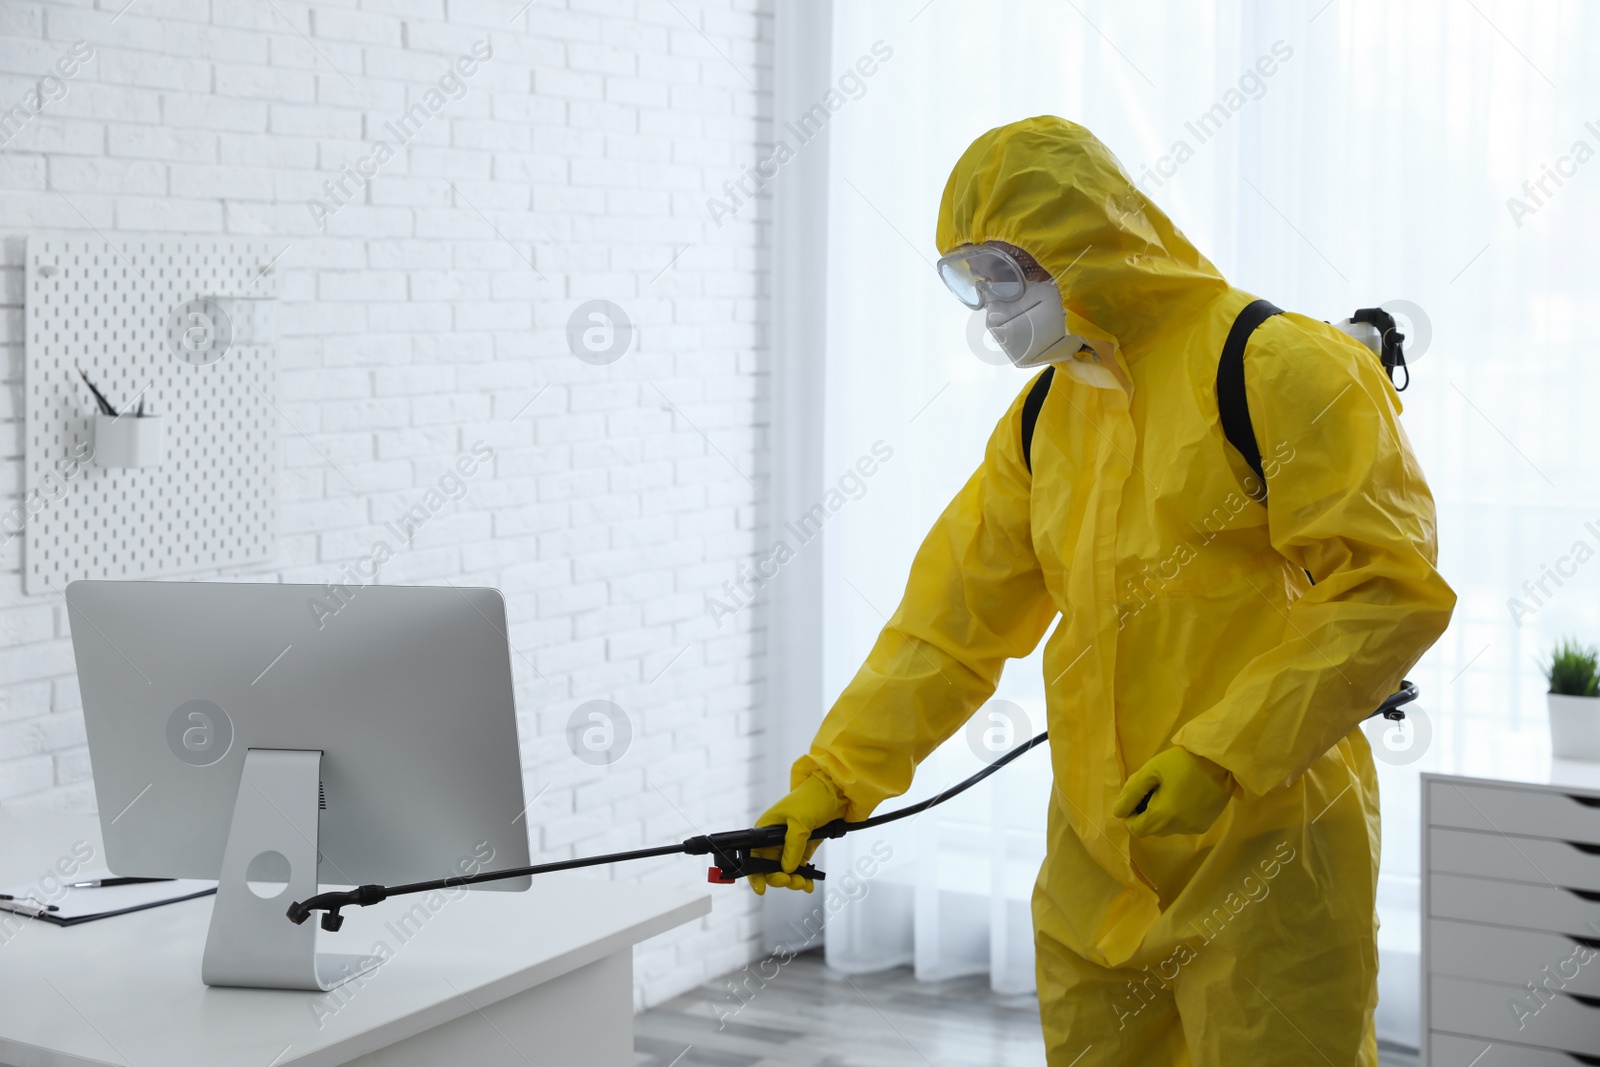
[79,367,164,469]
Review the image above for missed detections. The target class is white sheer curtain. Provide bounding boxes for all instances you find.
[813,0,1600,1043]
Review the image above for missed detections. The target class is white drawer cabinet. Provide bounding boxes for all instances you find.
[1430,920,1600,997]
[1430,1031,1600,1066]
[1423,774,1600,1065]
[1430,827,1600,892]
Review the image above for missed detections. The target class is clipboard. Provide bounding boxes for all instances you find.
[0,877,216,927]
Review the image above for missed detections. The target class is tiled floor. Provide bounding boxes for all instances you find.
[633,950,1420,1066]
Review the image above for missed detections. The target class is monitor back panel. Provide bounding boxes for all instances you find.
[68,580,531,889]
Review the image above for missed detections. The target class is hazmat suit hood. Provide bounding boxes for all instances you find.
[936,116,1230,360]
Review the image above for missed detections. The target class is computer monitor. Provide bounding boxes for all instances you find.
[67,579,531,991]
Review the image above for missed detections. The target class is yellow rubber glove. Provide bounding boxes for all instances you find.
[748,775,849,895]
[1113,746,1235,838]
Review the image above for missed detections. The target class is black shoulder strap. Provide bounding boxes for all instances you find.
[1216,299,1282,501]
[1020,366,1055,474]
[1023,301,1283,488]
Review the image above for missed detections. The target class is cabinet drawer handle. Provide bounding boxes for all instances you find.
[1566,1053,1600,1065]
[1569,841,1600,856]
[1566,887,1600,903]
[1570,795,1600,809]
[1569,935,1600,951]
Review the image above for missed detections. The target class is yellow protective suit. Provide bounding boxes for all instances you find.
[790,117,1455,1065]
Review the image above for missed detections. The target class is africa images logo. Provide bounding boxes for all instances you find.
[166,700,233,767]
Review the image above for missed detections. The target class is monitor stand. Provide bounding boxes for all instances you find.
[201,748,381,990]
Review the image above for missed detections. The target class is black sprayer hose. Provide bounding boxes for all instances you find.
[288,681,1416,929]
[284,730,1054,928]
[827,724,1052,833]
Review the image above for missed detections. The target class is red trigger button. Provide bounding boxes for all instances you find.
[708,867,736,884]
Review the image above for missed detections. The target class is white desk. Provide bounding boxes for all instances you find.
[0,812,712,1067]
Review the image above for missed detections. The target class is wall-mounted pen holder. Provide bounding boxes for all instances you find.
[25,236,280,593]
[94,413,164,469]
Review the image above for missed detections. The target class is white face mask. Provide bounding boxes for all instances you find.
[984,277,1087,368]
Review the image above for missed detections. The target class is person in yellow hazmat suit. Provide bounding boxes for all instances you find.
[750,116,1455,1066]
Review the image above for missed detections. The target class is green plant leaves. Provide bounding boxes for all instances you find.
[1545,638,1600,697]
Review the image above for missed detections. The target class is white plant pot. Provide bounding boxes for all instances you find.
[1548,693,1600,761]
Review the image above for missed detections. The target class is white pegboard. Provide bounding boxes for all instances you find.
[24,236,281,594]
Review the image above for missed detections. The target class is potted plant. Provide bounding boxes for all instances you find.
[1545,638,1600,760]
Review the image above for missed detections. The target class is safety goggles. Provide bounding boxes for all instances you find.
[936,244,1045,309]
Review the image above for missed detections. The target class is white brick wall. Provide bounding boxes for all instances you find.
[0,0,771,1009]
